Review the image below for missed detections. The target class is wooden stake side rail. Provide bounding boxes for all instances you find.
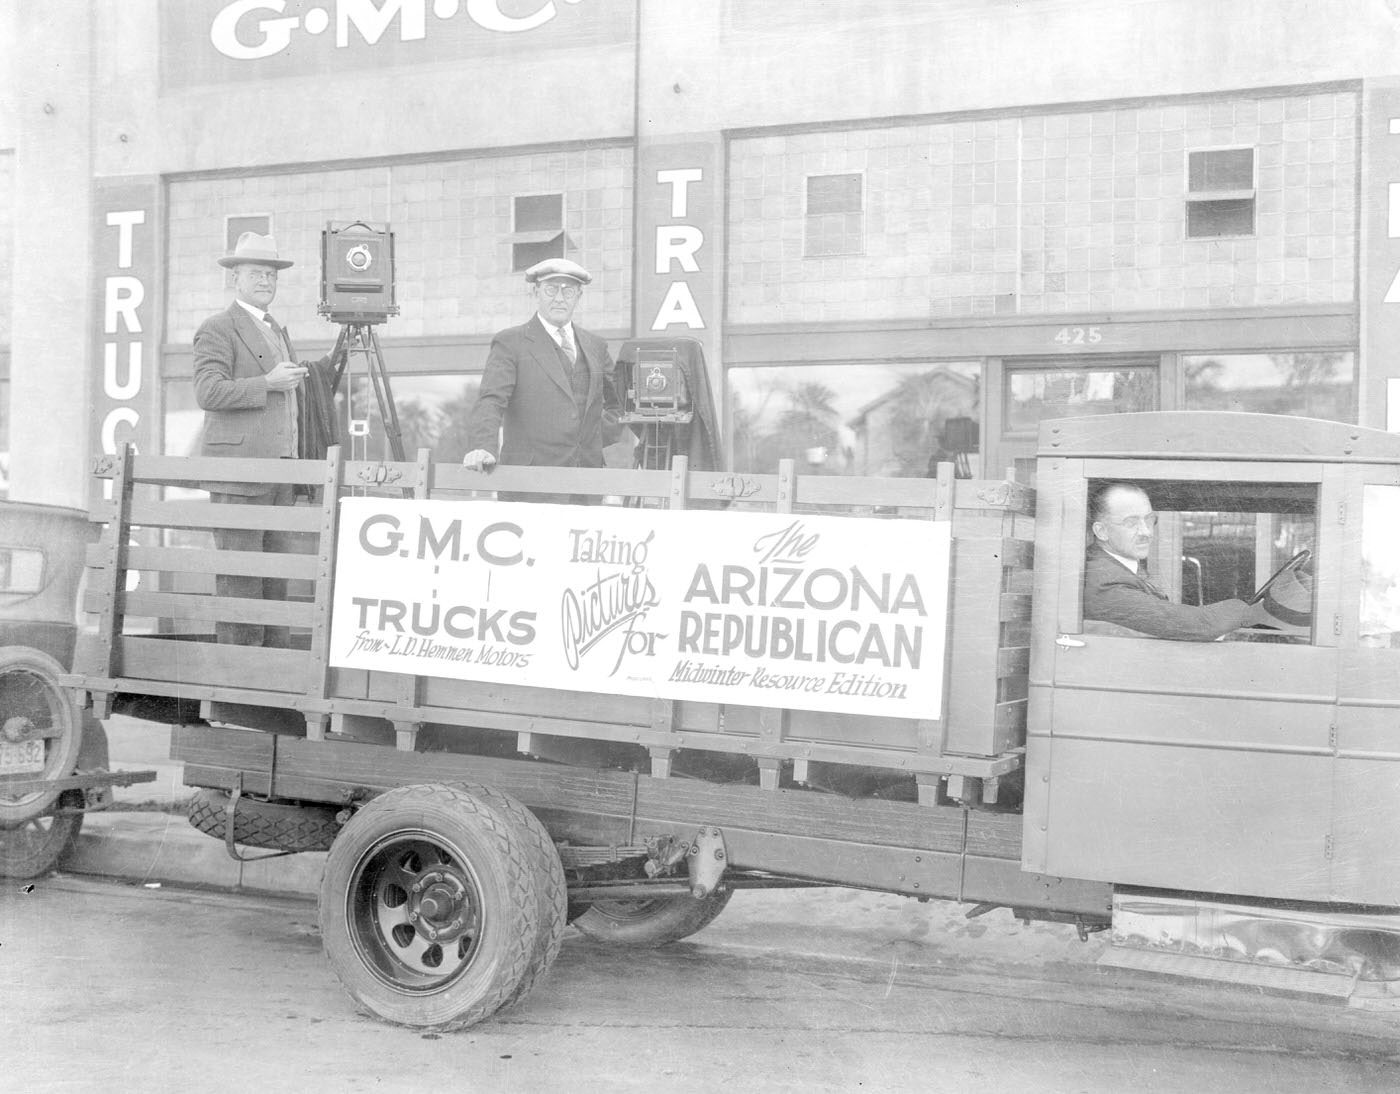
[171,725,1110,914]
[71,447,1034,791]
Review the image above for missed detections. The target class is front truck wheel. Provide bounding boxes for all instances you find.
[572,888,734,947]
[318,784,554,1031]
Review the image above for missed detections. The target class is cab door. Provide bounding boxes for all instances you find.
[1329,468,1400,906]
[1023,456,1344,902]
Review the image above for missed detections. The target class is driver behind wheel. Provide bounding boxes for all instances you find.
[1083,482,1288,640]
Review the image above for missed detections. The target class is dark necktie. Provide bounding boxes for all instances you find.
[264,313,283,345]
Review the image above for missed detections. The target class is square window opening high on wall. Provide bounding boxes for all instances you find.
[805,173,864,257]
[224,214,271,285]
[1186,148,1255,239]
[511,193,568,272]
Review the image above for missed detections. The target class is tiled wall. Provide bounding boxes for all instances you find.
[727,90,1357,323]
[166,146,634,346]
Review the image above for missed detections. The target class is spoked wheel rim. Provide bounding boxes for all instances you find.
[346,830,488,995]
[0,808,83,879]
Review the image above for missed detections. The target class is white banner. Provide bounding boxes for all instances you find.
[329,499,952,720]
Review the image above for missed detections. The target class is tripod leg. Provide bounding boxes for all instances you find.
[367,327,407,463]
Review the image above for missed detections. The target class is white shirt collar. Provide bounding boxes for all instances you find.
[1103,546,1139,573]
[235,298,269,323]
[541,317,574,344]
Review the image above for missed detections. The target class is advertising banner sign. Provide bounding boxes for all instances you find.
[329,499,952,720]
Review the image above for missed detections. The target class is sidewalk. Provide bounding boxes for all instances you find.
[71,715,1103,968]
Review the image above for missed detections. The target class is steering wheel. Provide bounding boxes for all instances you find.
[1247,548,1312,606]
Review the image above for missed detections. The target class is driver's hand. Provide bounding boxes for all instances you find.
[462,449,497,471]
[1260,567,1311,619]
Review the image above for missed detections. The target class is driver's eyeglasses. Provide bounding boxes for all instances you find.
[241,270,278,284]
[1103,513,1159,531]
[539,282,580,300]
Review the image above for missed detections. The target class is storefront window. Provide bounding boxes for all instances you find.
[1005,361,1157,434]
[162,374,482,466]
[1361,485,1400,649]
[728,362,980,477]
[1183,351,1355,423]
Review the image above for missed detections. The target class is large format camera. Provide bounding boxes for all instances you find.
[319,221,397,324]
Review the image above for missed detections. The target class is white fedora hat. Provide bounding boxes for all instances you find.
[218,231,294,269]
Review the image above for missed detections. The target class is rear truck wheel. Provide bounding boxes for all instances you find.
[0,647,83,827]
[572,887,734,947]
[0,794,83,879]
[318,784,548,1030]
[444,782,566,1008]
[187,789,341,852]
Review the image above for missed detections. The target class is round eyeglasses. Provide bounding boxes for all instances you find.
[538,282,580,300]
[240,269,279,284]
[1102,513,1158,531]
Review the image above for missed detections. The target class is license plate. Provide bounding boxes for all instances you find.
[0,738,45,775]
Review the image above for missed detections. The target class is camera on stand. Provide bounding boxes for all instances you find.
[319,221,398,324]
[319,221,405,465]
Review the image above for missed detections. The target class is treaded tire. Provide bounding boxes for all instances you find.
[188,789,341,852]
[444,782,566,1009]
[572,888,734,947]
[0,646,83,826]
[0,801,83,879]
[318,783,543,1031]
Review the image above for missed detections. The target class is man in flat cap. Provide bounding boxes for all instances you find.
[193,231,343,645]
[462,258,629,500]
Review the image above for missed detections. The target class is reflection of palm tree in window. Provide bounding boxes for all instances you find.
[776,382,841,472]
[434,388,481,464]
[395,400,440,458]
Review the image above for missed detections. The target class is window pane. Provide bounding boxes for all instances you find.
[512,235,564,272]
[347,374,482,464]
[1362,485,1400,648]
[1187,197,1254,238]
[1183,351,1355,423]
[729,361,980,477]
[1188,149,1253,191]
[0,546,44,594]
[806,174,861,214]
[514,194,562,232]
[226,215,270,252]
[1005,364,1157,433]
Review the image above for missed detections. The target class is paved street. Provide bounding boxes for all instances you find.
[3,873,1397,1094]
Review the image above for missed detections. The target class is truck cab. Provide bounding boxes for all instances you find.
[1025,412,1400,910]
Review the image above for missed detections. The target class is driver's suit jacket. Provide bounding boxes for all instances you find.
[1082,542,1255,641]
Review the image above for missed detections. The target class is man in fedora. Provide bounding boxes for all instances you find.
[462,258,630,501]
[193,231,342,645]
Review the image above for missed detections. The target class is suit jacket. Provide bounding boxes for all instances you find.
[465,315,622,468]
[193,302,340,495]
[1082,541,1255,641]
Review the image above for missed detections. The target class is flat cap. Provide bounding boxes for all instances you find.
[525,257,591,285]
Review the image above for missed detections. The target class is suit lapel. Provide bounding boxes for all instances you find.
[528,316,574,397]
[229,302,276,373]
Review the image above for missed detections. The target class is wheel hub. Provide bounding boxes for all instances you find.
[2,715,34,744]
[409,869,470,942]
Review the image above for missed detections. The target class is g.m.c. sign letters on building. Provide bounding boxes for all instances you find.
[163,0,630,86]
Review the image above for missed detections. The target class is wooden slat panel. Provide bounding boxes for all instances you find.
[994,700,1027,738]
[126,498,324,533]
[113,590,314,627]
[1000,537,1034,569]
[117,636,312,693]
[425,462,671,499]
[997,646,1031,677]
[85,544,320,580]
[955,478,1036,515]
[95,454,331,487]
[999,593,1033,623]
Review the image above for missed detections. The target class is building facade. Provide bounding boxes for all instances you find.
[3,1,1400,504]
